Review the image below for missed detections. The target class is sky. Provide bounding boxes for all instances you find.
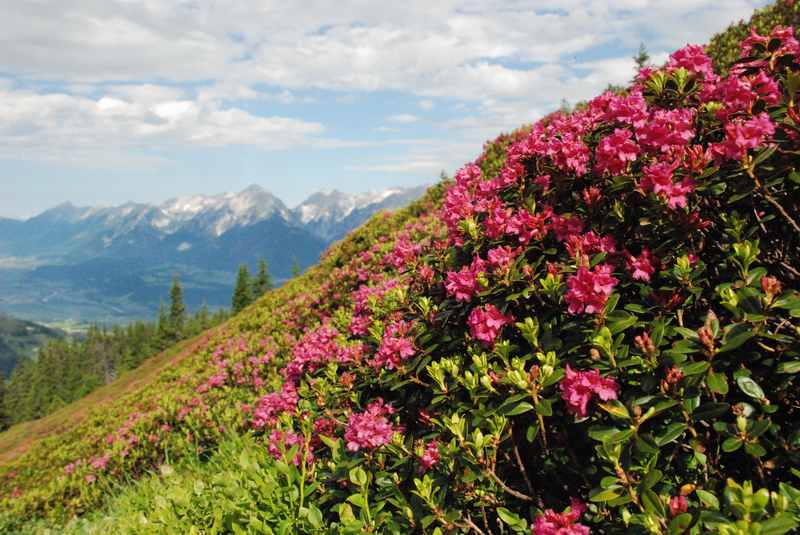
[0,0,769,219]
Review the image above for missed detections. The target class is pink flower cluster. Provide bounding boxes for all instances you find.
[268,429,312,466]
[594,128,639,175]
[419,440,440,471]
[468,304,514,346]
[251,382,299,429]
[640,160,695,210]
[625,249,657,282]
[370,320,416,370]
[564,264,618,315]
[712,112,776,162]
[560,365,620,418]
[532,498,590,535]
[344,399,399,452]
[445,256,486,301]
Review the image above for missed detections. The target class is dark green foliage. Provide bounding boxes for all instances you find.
[0,315,64,378]
[253,258,273,297]
[291,257,302,278]
[231,264,253,313]
[2,301,227,426]
[168,275,186,337]
[634,42,650,71]
[706,0,800,74]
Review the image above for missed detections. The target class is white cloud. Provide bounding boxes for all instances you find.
[0,0,769,168]
[385,113,420,124]
[0,86,324,163]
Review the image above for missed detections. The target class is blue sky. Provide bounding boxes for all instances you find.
[0,0,768,218]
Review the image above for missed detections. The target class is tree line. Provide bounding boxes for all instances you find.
[0,258,281,429]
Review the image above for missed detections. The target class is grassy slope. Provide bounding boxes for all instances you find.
[0,330,216,466]
[0,185,446,529]
[2,2,798,531]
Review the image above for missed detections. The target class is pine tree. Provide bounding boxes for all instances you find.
[253,258,273,297]
[168,274,186,340]
[291,257,302,278]
[633,42,650,72]
[232,264,253,313]
[156,299,170,348]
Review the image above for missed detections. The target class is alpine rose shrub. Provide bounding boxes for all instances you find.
[3,15,800,535]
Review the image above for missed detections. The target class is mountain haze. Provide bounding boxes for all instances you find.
[0,184,426,323]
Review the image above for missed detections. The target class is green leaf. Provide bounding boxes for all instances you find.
[695,489,719,510]
[497,507,523,526]
[607,312,638,334]
[777,361,800,374]
[504,401,535,416]
[706,370,729,395]
[589,486,623,502]
[669,513,693,534]
[641,488,666,518]
[722,437,743,452]
[603,293,620,315]
[349,467,368,487]
[760,513,799,535]
[737,376,765,400]
[656,423,687,446]
[692,402,730,421]
[597,400,631,421]
[347,493,366,509]
[306,505,323,529]
[719,326,755,353]
[682,361,710,376]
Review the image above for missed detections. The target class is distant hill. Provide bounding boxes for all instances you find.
[0,314,64,377]
[0,184,426,323]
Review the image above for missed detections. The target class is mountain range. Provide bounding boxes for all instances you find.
[0,184,426,324]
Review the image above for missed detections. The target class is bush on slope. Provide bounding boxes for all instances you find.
[0,188,446,529]
[706,0,800,74]
[4,16,800,535]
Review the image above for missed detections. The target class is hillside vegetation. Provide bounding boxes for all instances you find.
[2,3,800,534]
[0,315,63,379]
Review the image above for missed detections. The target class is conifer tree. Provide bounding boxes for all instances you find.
[168,274,186,339]
[253,258,273,297]
[633,42,650,72]
[156,300,170,347]
[232,264,253,313]
[291,257,302,278]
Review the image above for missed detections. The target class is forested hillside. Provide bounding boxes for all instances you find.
[1,2,799,534]
[0,315,63,379]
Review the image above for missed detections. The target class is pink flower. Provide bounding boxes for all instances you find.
[581,187,602,208]
[712,112,776,161]
[251,382,299,429]
[667,44,715,79]
[640,160,694,209]
[90,454,110,472]
[550,214,584,242]
[669,495,689,516]
[487,246,518,275]
[344,399,399,452]
[565,231,617,260]
[268,429,312,466]
[468,304,514,346]
[594,128,640,175]
[371,321,415,370]
[420,440,440,471]
[445,257,486,301]
[560,365,620,418]
[564,264,618,315]
[625,249,657,282]
[636,108,695,154]
[532,498,590,535]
